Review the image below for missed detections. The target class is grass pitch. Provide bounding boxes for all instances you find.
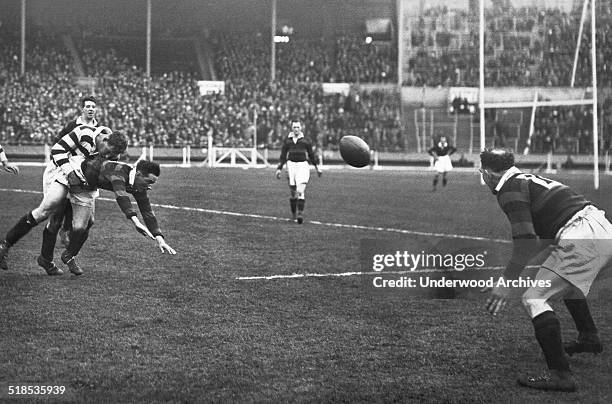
[1,166,612,403]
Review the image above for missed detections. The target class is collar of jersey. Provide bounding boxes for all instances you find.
[289,132,304,143]
[76,116,97,127]
[495,166,522,193]
[129,166,136,187]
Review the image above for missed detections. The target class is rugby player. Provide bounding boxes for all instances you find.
[0,126,127,275]
[480,149,612,392]
[275,119,321,224]
[53,156,176,271]
[428,136,456,191]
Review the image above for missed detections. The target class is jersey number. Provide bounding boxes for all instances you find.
[517,174,561,190]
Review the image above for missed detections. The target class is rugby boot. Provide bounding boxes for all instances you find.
[61,251,84,276]
[37,255,64,276]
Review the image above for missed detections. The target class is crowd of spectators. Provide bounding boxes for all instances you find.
[2,2,612,155]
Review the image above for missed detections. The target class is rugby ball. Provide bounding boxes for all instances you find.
[339,136,370,168]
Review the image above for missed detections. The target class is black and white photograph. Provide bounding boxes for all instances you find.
[1,0,612,402]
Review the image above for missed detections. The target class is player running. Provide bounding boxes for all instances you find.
[428,136,456,191]
[275,119,321,224]
[480,149,612,392]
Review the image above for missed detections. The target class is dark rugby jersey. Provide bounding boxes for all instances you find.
[277,134,317,169]
[81,157,162,237]
[428,144,457,157]
[496,169,590,240]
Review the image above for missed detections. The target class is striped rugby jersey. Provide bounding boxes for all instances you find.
[495,167,590,240]
[277,133,317,169]
[428,144,456,157]
[80,157,162,237]
[51,125,100,175]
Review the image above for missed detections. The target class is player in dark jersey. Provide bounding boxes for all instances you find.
[275,119,321,223]
[50,157,177,274]
[0,129,126,275]
[480,149,612,392]
[428,136,456,191]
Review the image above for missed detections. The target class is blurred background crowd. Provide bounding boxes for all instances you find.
[1,0,611,154]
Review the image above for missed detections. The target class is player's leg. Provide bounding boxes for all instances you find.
[432,173,439,191]
[287,161,298,220]
[518,269,576,391]
[61,192,95,275]
[296,183,307,224]
[59,202,73,247]
[0,181,67,262]
[38,208,65,276]
[295,163,310,224]
[563,290,602,356]
[289,185,298,220]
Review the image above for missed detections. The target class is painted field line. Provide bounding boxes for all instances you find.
[236,265,540,281]
[0,187,510,244]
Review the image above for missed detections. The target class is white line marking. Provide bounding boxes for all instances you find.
[0,187,510,243]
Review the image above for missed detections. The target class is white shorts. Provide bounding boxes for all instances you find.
[522,205,612,317]
[286,161,310,186]
[434,155,453,173]
[42,158,98,209]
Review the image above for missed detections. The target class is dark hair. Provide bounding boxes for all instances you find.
[480,149,515,172]
[80,96,97,108]
[290,118,301,125]
[136,160,161,177]
[107,131,128,154]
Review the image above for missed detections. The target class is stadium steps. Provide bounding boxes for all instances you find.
[62,35,85,76]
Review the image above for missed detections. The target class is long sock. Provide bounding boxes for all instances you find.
[65,228,88,259]
[290,198,297,215]
[61,202,72,232]
[41,226,57,261]
[564,299,597,335]
[533,311,570,371]
[442,176,448,186]
[5,212,38,246]
[297,199,305,213]
[433,177,438,187]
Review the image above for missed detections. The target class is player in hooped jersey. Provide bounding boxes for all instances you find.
[48,156,176,268]
[275,119,321,224]
[0,125,127,274]
[0,143,19,270]
[480,149,612,392]
[428,136,456,191]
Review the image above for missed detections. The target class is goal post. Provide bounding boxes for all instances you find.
[478,0,600,189]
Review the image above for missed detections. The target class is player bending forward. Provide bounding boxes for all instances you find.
[53,156,177,274]
[480,149,612,392]
[428,136,456,191]
[275,119,321,224]
[0,127,126,274]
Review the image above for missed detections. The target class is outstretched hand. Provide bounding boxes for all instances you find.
[156,236,177,255]
[275,169,282,179]
[482,284,511,316]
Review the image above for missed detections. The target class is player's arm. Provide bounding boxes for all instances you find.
[275,141,288,178]
[486,185,538,315]
[448,146,458,156]
[108,174,154,239]
[133,192,176,255]
[305,142,322,177]
[427,147,437,159]
[0,144,19,175]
